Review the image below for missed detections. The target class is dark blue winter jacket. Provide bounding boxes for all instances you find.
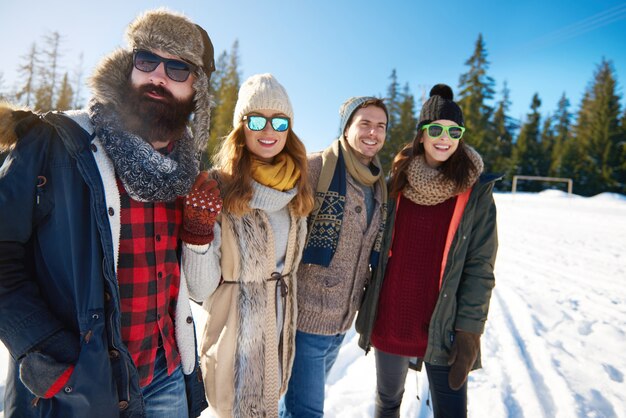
[0,109,207,418]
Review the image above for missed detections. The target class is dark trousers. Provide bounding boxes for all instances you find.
[374,349,467,418]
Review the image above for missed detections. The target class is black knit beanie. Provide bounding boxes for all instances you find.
[417,84,464,130]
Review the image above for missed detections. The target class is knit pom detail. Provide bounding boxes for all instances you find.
[430,84,454,100]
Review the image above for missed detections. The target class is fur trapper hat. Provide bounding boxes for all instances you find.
[89,8,215,152]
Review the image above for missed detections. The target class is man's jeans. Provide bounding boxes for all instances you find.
[279,330,346,418]
[374,349,467,418]
[141,346,189,418]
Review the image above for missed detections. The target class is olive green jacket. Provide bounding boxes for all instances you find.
[356,174,500,369]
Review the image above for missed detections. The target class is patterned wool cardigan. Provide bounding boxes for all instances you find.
[296,152,385,335]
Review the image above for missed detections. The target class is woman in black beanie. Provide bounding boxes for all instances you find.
[356,84,500,417]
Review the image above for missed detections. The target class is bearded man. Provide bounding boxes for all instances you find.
[0,8,216,418]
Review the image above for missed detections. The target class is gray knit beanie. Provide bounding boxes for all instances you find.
[233,73,294,127]
[417,84,464,130]
[338,96,386,136]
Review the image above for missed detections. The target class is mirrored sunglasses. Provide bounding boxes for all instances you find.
[243,115,290,132]
[422,123,465,140]
[133,49,195,82]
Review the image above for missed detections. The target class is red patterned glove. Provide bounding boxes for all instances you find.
[180,172,222,245]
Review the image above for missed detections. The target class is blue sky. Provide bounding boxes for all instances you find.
[1,0,625,152]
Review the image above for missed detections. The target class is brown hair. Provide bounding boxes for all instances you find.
[212,123,314,217]
[388,129,478,198]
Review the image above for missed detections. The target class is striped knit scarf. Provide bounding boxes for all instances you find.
[301,139,387,267]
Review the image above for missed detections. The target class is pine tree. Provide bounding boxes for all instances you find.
[205,40,241,165]
[549,93,572,177]
[378,69,415,174]
[55,73,73,110]
[617,109,626,191]
[397,83,418,150]
[34,31,62,111]
[491,81,517,187]
[510,93,543,190]
[15,43,38,107]
[539,114,555,177]
[73,52,85,109]
[572,59,622,194]
[0,72,7,101]
[457,33,496,158]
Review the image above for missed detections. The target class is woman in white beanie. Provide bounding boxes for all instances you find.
[184,73,314,417]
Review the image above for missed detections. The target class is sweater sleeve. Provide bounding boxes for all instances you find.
[454,182,498,334]
[182,222,222,303]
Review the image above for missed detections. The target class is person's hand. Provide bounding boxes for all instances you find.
[180,172,222,245]
[447,330,481,390]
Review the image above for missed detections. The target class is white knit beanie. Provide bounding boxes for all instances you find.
[233,73,294,127]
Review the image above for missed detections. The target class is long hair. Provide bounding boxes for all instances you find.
[388,129,479,198]
[212,122,314,217]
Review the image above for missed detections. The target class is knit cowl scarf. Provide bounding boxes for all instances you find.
[89,101,199,202]
[403,146,484,206]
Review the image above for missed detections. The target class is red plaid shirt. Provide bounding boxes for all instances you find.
[117,178,182,387]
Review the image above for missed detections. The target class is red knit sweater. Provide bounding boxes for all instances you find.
[370,193,456,357]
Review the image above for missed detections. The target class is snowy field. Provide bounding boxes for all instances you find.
[1,191,625,417]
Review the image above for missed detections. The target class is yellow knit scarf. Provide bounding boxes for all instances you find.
[250,153,300,191]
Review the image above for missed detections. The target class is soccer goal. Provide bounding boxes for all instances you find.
[511,175,573,195]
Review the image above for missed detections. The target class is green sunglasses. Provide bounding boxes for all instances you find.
[243,115,290,132]
[422,123,465,140]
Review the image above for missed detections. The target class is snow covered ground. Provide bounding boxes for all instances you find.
[2,191,625,417]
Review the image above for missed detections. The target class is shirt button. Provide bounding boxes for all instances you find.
[108,207,115,216]
[156,235,161,242]
[119,400,129,410]
[90,144,97,152]
[157,272,163,279]
[355,206,362,213]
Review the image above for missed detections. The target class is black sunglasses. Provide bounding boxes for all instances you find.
[133,49,195,82]
[243,115,290,132]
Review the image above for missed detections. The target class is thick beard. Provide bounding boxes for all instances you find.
[120,81,195,144]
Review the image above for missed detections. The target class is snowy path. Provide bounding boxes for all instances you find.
[1,191,625,417]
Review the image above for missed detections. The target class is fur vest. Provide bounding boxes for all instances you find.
[199,202,307,418]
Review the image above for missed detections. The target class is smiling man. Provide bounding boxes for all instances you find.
[280,97,389,418]
[0,8,215,418]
